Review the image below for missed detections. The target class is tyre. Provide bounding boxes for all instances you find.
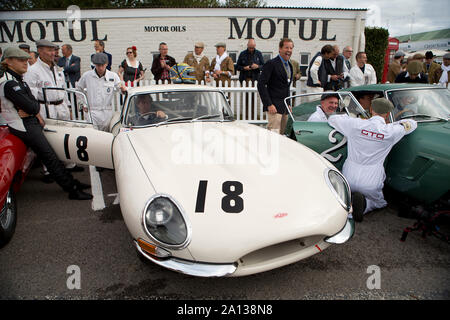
[0,188,17,248]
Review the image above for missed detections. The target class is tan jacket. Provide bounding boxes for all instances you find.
[387,60,402,83]
[432,67,449,87]
[424,61,441,84]
[210,56,234,86]
[183,53,210,83]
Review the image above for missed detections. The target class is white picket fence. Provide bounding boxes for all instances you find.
[68,77,308,124]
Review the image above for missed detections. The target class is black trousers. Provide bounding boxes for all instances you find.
[9,117,76,193]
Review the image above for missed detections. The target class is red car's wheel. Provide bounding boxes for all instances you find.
[0,188,17,248]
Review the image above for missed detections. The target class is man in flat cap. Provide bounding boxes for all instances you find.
[77,52,126,131]
[0,47,92,200]
[423,51,440,84]
[328,98,417,222]
[307,92,340,122]
[395,60,428,83]
[183,42,210,84]
[209,42,234,86]
[24,39,84,177]
[431,53,450,88]
[387,51,405,83]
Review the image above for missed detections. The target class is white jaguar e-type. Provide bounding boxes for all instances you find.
[42,85,354,277]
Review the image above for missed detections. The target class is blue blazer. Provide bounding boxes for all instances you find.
[57,55,81,86]
[257,55,293,114]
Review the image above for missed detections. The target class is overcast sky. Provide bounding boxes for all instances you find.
[266,0,450,37]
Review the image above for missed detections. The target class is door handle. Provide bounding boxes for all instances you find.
[295,130,314,135]
[43,128,57,133]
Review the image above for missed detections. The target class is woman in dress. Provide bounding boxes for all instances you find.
[118,46,145,87]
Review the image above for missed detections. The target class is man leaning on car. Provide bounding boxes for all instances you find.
[0,47,92,200]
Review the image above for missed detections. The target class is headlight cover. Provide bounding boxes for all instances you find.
[142,194,191,249]
[325,169,351,211]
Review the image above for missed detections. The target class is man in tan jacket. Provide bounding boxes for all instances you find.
[387,51,405,83]
[423,51,441,84]
[210,42,234,86]
[183,42,210,84]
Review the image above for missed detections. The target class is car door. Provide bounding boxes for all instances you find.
[42,87,115,169]
[285,92,367,171]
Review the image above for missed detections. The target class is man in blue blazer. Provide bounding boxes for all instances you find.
[57,44,81,87]
[257,38,294,135]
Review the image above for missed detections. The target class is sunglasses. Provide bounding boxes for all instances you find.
[126,51,133,54]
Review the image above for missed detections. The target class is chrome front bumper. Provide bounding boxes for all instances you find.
[134,241,237,277]
[324,218,355,244]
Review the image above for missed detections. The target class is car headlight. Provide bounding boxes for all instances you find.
[142,194,191,249]
[325,169,351,211]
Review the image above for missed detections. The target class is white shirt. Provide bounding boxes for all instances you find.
[77,69,122,111]
[307,106,328,122]
[309,55,322,85]
[328,115,417,167]
[349,64,377,87]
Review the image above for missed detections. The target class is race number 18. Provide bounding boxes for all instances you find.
[195,180,244,214]
[64,134,89,162]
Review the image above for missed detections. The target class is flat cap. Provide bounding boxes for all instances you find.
[407,60,423,74]
[91,52,108,65]
[371,98,394,114]
[394,51,405,58]
[195,42,205,48]
[2,47,31,60]
[18,44,30,50]
[36,39,57,48]
[443,53,450,60]
[320,92,340,101]
[215,42,226,48]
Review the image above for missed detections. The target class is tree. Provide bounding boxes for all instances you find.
[364,27,389,83]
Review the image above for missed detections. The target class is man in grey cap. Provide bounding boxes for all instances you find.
[183,42,210,83]
[387,51,405,83]
[77,52,126,131]
[209,42,234,86]
[0,47,92,200]
[24,39,84,177]
[395,60,428,83]
[328,98,417,222]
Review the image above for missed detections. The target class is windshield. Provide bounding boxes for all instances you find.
[387,88,450,121]
[125,90,233,127]
[287,92,368,122]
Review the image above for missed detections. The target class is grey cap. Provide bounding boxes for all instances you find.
[394,51,405,58]
[371,98,394,114]
[215,42,226,48]
[2,47,31,60]
[195,42,205,48]
[18,44,30,50]
[443,53,450,60]
[91,52,108,65]
[36,39,57,48]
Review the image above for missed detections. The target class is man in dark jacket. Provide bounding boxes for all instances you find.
[323,45,346,91]
[57,44,81,87]
[151,42,176,83]
[395,60,428,83]
[257,38,294,135]
[306,44,333,100]
[236,38,264,84]
[0,47,92,200]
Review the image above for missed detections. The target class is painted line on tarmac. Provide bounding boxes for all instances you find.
[89,165,106,211]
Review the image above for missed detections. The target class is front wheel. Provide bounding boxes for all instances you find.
[0,188,17,248]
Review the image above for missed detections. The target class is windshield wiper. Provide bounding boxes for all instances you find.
[191,113,222,121]
[154,116,193,126]
[400,114,448,122]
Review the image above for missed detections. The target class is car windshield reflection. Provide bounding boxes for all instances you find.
[125,90,233,127]
[387,88,450,121]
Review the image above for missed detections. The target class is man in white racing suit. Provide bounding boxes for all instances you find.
[328,98,417,222]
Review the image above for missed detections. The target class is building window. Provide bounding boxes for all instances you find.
[299,52,310,76]
[151,51,159,61]
[228,51,238,63]
[262,52,272,64]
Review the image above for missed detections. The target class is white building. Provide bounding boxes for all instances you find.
[0,7,367,79]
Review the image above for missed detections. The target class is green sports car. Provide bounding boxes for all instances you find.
[285,84,450,206]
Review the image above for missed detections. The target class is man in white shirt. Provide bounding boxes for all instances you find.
[77,53,126,131]
[24,39,71,121]
[328,98,417,222]
[306,45,333,101]
[307,93,340,122]
[349,52,377,87]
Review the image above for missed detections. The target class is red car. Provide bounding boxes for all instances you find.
[0,125,35,248]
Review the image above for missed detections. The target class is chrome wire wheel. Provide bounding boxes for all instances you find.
[0,188,17,248]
